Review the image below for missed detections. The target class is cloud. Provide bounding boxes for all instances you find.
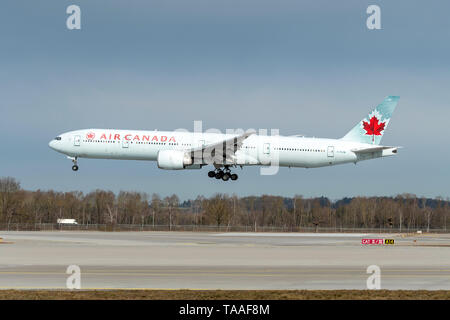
[0,0,449,199]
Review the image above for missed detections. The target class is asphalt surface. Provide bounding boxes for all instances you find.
[0,231,449,290]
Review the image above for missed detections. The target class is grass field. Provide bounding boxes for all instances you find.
[0,290,449,300]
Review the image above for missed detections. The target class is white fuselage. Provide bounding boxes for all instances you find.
[49,129,397,169]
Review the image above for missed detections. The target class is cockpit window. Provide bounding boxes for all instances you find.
[55,137,62,141]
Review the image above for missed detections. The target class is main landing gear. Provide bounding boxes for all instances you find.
[70,157,79,171]
[207,166,238,182]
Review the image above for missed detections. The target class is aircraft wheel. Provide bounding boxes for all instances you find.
[208,171,216,178]
[72,165,79,171]
[215,171,223,179]
[230,173,238,181]
[222,173,230,181]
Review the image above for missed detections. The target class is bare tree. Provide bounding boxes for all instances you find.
[151,193,162,227]
[0,177,21,224]
[204,194,231,229]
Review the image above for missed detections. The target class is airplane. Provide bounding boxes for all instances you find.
[49,96,400,181]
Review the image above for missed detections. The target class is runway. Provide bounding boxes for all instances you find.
[0,231,449,290]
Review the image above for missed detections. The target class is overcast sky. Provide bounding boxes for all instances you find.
[1,0,449,200]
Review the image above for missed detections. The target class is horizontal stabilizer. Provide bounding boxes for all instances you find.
[351,146,399,154]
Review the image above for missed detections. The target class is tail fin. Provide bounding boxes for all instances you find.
[341,96,399,145]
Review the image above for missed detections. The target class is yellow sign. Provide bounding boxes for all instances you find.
[384,239,395,245]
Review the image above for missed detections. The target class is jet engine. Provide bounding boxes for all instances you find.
[157,150,193,170]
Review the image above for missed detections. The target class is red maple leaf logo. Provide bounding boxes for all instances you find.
[86,132,95,140]
[362,116,386,141]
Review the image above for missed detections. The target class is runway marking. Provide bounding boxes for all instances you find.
[0,287,213,290]
[1,268,449,273]
[1,271,449,277]
[213,233,370,237]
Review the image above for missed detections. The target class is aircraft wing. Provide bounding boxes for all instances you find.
[189,131,255,164]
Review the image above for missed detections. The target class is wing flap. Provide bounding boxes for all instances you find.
[190,131,255,164]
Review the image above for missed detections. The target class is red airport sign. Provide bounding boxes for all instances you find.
[362,238,395,245]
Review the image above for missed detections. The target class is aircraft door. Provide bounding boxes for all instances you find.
[327,146,334,157]
[122,139,129,148]
[74,135,81,146]
[257,139,272,166]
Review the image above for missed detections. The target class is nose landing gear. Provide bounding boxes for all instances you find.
[69,157,79,171]
[207,166,238,181]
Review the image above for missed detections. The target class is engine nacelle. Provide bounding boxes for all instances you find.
[157,150,193,170]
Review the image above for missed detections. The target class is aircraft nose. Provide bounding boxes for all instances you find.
[49,140,57,150]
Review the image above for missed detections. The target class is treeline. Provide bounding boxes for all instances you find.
[0,177,449,231]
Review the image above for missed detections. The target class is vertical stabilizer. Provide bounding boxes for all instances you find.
[341,96,399,145]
